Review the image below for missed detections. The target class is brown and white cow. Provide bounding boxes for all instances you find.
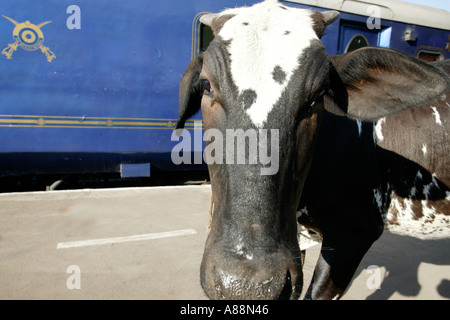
[297,59,450,299]
[176,0,450,299]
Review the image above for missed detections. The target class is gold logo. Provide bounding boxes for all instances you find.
[2,15,56,62]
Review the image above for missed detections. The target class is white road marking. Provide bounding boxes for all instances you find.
[0,185,211,201]
[56,229,197,249]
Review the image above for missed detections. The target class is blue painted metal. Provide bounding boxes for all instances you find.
[0,0,448,176]
[120,163,151,178]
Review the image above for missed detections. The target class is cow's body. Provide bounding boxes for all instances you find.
[379,61,450,238]
[298,60,450,299]
[177,0,450,300]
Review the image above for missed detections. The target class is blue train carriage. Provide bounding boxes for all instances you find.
[294,0,450,58]
[0,0,449,178]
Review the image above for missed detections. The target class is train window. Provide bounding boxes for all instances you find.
[345,34,369,53]
[200,24,214,53]
[417,49,444,62]
[192,13,215,59]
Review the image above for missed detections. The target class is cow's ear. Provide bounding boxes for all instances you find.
[176,55,204,130]
[200,14,235,36]
[328,47,450,120]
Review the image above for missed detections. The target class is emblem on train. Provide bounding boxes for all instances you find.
[2,15,56,62]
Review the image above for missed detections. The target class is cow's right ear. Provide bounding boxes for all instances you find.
[200,13,234,36]
[327,47,450,121]
[175,55,204,131]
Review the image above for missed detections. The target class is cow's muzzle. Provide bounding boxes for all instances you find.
[200,244,303,300]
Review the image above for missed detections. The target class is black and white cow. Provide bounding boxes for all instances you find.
[176,0,450,300]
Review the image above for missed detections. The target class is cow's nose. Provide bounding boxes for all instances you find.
[211,268,294,300]
[200,246,302,300]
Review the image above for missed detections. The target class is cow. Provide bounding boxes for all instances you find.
[175,0,450,300]
[297,59,450,299]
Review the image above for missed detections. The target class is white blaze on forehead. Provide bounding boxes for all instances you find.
[217,1,319,127]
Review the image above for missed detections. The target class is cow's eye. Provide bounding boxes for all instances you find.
[201,79,212,95]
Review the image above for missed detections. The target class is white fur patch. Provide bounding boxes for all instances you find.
[423,174,440,200]
[431,106,442,126]
[386,195,450,239]
[422,144,428,156]
[217,0,318,127]
[356,119,363,136]
[374,117,386,143]
[235,237,253,260]
[373,188,384,213]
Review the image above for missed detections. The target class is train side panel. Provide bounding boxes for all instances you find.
[0,0,448,177]
[0,0,258,176]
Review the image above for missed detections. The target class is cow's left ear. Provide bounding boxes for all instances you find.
[328,47,450,120]
[176,55,204,130]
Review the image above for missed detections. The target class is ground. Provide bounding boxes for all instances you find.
[0,185,448,300]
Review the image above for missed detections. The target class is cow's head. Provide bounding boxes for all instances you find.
[176,0,450,299]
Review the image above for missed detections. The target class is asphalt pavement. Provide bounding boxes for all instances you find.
[0,185,448,300]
